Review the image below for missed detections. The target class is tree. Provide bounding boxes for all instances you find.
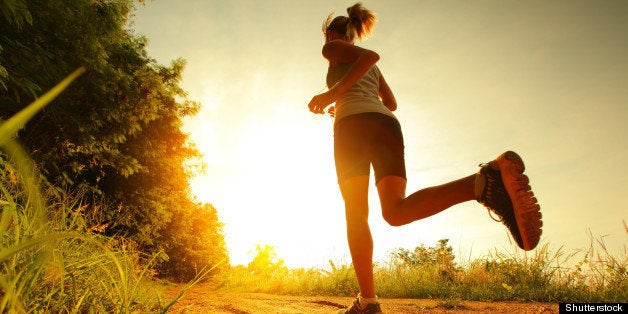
[0,0,227,277]
[248,244,286,275]
[159,203,229,280]
[0,0,34,96]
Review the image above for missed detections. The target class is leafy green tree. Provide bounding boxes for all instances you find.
[0,0,227,278]
[0,0,34,96]
[159,202,228,280]
[1,0,141,183]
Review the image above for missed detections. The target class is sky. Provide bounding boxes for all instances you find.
[131,0,628,268]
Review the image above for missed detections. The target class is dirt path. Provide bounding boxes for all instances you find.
[165,283,559,313]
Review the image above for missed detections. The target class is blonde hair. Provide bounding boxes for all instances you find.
[322,3,377,41]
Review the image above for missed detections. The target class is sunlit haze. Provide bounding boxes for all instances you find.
[132,1,628,268]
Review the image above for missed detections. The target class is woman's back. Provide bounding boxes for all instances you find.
[326,62,395,123]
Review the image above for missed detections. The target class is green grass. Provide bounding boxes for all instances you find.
[0,154,175,312]
[221,235,627,303]
[0,69,207,312]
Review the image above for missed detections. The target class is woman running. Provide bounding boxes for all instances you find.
[307,3,543,313]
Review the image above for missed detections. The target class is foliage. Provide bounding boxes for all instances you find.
[248,244,287,275]
[158,202,228,280]
[224,245,291,293]
[0,0,228,279]
[223,237,628,303]
[0,70,171,313]
[222,245,357,295]
[390,238,458,282]
[0,150,180,312]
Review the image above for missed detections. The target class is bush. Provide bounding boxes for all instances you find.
[0,149,167,312]
[0,71,187,313]
[222,237,628,303]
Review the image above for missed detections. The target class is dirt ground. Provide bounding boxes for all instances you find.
[165,283,559,313]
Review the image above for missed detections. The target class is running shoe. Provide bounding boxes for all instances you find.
[337,298,382,314]
[476,151,542,250]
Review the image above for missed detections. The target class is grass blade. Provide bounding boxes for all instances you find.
[0,67,85,146]
[0,232,78,262]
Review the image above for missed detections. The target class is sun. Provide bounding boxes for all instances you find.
[186,105,348,268]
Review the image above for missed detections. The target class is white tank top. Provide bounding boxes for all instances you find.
[326,63,397,125]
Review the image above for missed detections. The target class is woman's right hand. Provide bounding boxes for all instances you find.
[308,91,334,114]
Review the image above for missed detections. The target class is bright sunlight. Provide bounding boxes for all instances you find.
[186,90,345,268]
[143,0,628,274]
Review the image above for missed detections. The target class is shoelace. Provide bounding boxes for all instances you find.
[478,163,509,223]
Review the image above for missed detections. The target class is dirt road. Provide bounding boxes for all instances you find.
[166,283,559,313]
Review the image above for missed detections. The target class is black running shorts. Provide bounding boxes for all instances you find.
[333,112,406,184]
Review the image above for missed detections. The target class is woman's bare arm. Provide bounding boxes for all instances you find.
[308,40,380,114]
[378,74,397,111]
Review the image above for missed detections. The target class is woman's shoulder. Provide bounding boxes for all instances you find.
[323,40,375,64]
[322,39,352,49]
[328,61,354,69]
[322,40,350,60]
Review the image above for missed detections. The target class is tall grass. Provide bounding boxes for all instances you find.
[223,234,627,303]
[0,69,201,312]
[1,145,184,312]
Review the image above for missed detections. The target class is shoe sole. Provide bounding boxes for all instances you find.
[493,151,542,250]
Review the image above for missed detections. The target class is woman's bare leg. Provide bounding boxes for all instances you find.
[339,173,478,298]
[377,174,476,226]
[339,175,376,298]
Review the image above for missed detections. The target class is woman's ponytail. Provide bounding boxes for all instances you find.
[346,2,377,41]
[323,2,377,41]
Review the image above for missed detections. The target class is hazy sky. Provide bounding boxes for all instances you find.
[132,0,628,268]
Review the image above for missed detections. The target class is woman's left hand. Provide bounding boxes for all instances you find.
[308,92,333,114]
